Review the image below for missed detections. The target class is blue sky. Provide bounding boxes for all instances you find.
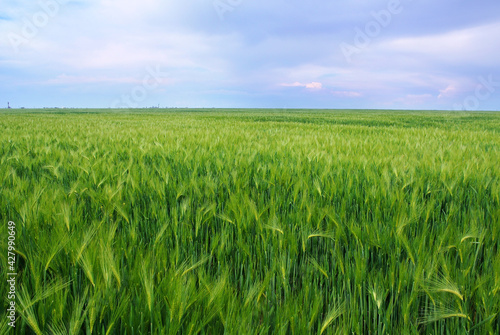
[1,0,500,110]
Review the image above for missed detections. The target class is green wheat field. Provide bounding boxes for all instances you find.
[1,109,499,334]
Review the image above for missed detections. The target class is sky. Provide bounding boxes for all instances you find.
[1,0,500,110]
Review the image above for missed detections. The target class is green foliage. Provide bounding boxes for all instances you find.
[0,109,499,334]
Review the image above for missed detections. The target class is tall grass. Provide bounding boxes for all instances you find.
[0,109,499,334]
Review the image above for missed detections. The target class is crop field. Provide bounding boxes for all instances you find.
[0,109,499,334]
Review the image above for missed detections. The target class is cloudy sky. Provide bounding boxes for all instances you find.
[1,0,500,110]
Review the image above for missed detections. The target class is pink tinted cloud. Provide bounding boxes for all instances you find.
[438,85,457,99]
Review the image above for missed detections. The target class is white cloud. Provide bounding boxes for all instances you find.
[305,82,322,89]
[281,81,323,90]
[331,91,362,98]
[393,94,434,106]
[43,73,171,85]
[379,22,500,66]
